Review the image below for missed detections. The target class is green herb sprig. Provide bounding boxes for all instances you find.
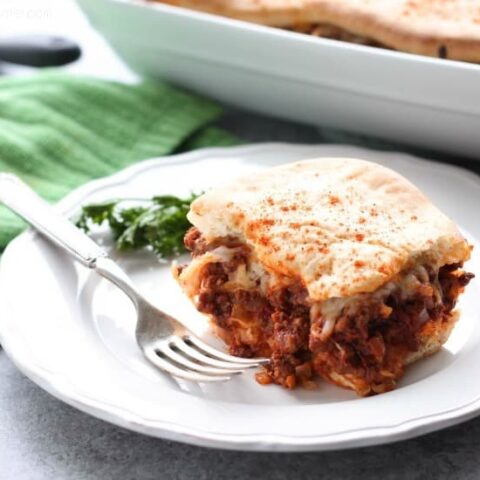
[77,193,200,258]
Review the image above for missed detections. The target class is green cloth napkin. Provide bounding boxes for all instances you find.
[0,72,237,251]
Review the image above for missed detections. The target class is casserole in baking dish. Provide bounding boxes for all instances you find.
[77,0,480,158]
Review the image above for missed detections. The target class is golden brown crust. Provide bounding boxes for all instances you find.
[188,158,471,302]
[152,0,480,62]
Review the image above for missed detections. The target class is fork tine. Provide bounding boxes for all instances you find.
[158,344,245,375]
[184,335,270,366]
[171,338,261,370]
[144,348,232,382]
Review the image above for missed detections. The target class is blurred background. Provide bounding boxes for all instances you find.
[2,0,477,162]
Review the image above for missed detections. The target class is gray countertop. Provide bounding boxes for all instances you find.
[2,111,480,480]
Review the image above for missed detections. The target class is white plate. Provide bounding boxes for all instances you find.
[1,143,480,452]
[76,0,480,159]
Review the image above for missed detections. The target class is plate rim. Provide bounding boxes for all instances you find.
[1,142,480,451]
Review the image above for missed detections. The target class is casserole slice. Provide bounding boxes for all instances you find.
[174,158,473,395]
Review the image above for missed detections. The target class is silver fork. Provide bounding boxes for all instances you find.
[0,174,269,382]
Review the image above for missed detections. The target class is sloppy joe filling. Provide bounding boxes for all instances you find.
[179,227,473,396]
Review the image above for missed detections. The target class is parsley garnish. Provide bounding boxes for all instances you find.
[77,193,200,258]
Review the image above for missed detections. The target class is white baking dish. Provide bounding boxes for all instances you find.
[77,0,480,158]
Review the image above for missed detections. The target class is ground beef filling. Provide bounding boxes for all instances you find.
[310,264,473,395]
[185,228,473,395]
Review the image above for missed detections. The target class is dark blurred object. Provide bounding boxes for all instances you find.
[0,35,81,67]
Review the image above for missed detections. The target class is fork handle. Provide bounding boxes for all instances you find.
[0,173,107,267]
